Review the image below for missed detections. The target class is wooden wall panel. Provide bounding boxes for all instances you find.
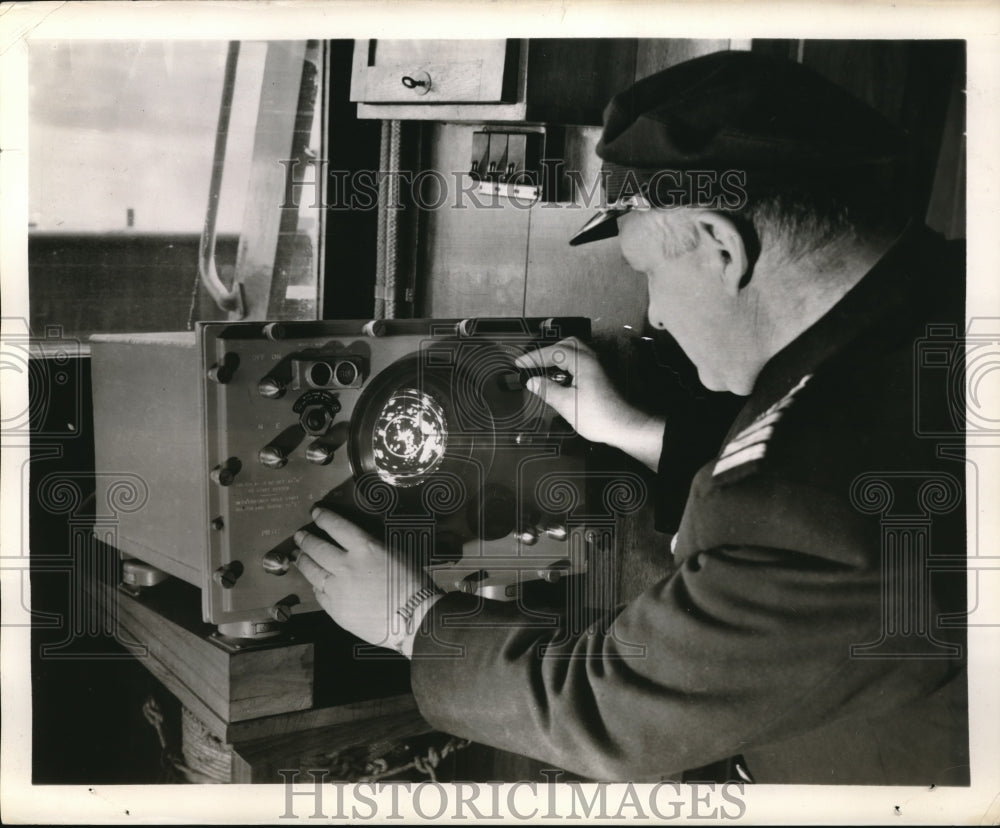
[417,124,530,317]
[523,204,648,341]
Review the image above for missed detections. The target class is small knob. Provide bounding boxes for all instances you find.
[262,548,298,575]
[258,445,288,469]
[258,377,286,399]
[362,319,386,337]
[263,322,286,341]
[537,558,571,584]
[207,352,240,384]
[543,523,568,541]
[210,458,241,486]
[400,71,431,95]
[210,466,235,486]
[267,594,301,622]
[457,570,488,594]
[305,439,336,465]
[213,562,243,589]
[268,603,293,622]
[516,526,539,546]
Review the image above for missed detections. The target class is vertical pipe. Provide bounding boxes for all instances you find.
[384,120,402,320]
[373,119,391,319]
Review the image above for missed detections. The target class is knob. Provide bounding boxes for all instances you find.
[516,526,539,546]
[262,548,298,575]
[537,568,562,584]
[457,570,488,594]
[362,319,386,337]
[258,445,288,469]
[400,71,431,95]
[543,523,568,541]
[258,377,286,399]
[213,562,243,589]
[305,439,336,465]
[210,466,235,486]
[263,322,286,341]
[267,594,301,622]
[207,352,240,384]
[268,603,293,622]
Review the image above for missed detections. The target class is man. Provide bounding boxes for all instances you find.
[294,51,968,784]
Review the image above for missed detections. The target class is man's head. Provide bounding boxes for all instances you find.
[573,51,913,394]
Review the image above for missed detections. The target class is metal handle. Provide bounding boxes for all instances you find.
[199,41,245,319]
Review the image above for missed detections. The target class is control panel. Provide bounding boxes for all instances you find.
[91,318,592,633]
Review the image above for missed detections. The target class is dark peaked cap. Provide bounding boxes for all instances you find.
[570,50,908,246]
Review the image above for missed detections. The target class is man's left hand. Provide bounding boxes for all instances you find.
[293,507,440,657]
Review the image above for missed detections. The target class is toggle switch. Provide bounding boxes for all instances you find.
[503,133,540,184]
[470,132,489,180]
[486,133,508,180]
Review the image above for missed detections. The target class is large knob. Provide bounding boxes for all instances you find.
[258,445,288,469]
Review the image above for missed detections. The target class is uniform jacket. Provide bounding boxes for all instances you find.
[411,226,969,784]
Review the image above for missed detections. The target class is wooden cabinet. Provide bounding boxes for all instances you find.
[350,38,637,124]
[351,39,520,104]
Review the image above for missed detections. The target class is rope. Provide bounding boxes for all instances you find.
[358,737,471,783]
[141,696,232,784]
[180,705,233,783]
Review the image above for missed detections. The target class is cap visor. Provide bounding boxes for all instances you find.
[568,207,629,246]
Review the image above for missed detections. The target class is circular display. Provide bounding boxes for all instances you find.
[309,361,332,387]
[371,388,449,487]
[335,360,359,386]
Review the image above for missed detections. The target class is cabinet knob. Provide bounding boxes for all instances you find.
[400,71,431,96]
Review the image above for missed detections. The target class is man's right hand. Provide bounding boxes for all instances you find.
[514,337,665,471]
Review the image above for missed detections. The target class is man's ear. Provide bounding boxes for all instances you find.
[696,211,750,296]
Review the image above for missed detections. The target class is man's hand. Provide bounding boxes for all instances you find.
[514,337,665,471]
[292,507,441,658]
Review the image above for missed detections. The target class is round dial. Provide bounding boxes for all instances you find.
[371,388,448,487]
